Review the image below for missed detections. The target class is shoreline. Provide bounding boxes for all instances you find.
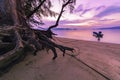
[55,37,120,45]
[53,28,120,44]
[0,37,120,80]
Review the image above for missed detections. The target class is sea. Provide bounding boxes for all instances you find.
[52,28,120,44]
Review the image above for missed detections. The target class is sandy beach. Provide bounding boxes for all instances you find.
[0,37,120,80]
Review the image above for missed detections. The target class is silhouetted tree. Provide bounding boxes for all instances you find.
[93,31,104,41]
[0,0,76,71]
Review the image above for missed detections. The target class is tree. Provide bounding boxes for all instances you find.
[0,0,76,71]
[93,31,104,41]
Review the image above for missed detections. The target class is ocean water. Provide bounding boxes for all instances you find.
[53,29,120,44]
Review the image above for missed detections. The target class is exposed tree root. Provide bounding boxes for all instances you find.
[0,26,74,60]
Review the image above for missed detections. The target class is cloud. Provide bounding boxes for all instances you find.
[99,19,115,21]
[74,4,83,12]
[96,5,106,11]
[80,8,93,16]
[95,6,120,17]
[74,4,93,15]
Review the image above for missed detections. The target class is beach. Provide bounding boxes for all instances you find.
[0,37,120,80]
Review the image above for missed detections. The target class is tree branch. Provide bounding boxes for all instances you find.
[27,0,46,19]
[48,0,73,30]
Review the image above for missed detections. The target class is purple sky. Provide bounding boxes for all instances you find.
[41,0,120,29]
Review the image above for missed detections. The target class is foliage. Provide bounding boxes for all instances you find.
[23,0,76,26]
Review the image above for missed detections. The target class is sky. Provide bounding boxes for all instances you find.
[41,0,120,29]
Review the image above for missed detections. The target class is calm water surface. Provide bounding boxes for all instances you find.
[53,29,120,44]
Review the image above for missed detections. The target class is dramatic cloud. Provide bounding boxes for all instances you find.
[95,6,120,17]
[43,0,120,28]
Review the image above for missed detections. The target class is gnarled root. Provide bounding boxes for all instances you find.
[36,33,74,60]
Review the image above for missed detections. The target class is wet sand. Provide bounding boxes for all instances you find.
[0,37,120,80]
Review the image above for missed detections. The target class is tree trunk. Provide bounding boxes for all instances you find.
[0,0,28,73]
[0,0,74,74]
[0,0,14,26]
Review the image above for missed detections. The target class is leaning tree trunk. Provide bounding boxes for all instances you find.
[0,0,26,74]
[0,0,31,73]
